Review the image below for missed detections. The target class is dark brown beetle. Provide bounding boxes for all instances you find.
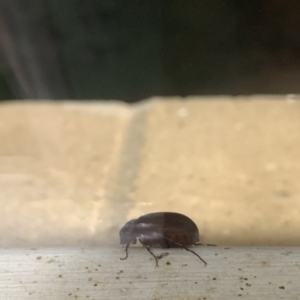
[119,212,207,266]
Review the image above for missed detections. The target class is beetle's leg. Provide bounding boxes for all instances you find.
[164,238,170,248]
[139,238,159,267]
[164,237,207,266]
[195,243,217,247]
[156,252,169,260]
[120,242,130,260]
[144,245,159,267]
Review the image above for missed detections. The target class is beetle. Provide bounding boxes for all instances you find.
[119,212,207,266]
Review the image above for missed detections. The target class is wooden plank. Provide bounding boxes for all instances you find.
[0,247,299,299]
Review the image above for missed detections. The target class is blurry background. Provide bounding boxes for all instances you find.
[1,0,300,101]
[0,0,300,248]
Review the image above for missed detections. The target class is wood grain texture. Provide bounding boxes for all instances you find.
[0,247,299,299]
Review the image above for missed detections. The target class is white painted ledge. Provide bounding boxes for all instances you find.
[0,247,299,299]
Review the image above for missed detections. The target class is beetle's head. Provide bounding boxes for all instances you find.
[119,219,137,245]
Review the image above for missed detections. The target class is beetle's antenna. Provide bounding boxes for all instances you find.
[164,237,207,266]
[120,242,130,260]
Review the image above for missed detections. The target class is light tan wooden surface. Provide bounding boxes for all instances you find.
[0,247,299,300]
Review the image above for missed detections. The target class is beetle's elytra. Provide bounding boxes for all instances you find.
[119,212,207,266]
